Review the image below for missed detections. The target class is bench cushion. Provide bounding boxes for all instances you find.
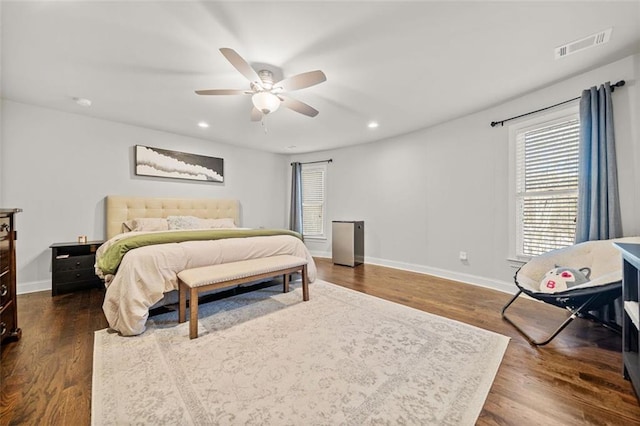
[178,255,308,288]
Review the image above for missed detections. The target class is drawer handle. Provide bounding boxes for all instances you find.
[76,273,81,278]
[0,322,6,336]
[0,223,8,232]
[0,285,7,297]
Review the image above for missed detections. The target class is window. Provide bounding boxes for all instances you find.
[301,164,327,239]
[511,107,579,258]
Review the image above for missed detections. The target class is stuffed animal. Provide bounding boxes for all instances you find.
[539,266,591,293]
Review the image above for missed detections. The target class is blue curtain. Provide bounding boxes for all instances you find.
[289,162,303,234]
[575,82,622,243]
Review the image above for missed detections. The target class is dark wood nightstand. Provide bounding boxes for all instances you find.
[50,240,105,296]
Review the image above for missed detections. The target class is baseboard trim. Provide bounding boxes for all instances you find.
[309,251,514,294]
[19,256,515,296]
[17,279,50,295]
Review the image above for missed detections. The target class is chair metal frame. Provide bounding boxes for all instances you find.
[501,269,622,346]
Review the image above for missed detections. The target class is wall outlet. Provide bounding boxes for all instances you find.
[459,251,468,261]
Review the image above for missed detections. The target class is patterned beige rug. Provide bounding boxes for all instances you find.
[92,279,509,425]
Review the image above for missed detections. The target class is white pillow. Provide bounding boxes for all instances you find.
[167,215,202,230]
[166,216,237,230]
[122,218,169,233]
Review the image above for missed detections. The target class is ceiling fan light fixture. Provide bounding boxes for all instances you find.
[196,48,325,120]
[252,92,280,114]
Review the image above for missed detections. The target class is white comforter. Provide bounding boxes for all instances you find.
[97,232,317,336]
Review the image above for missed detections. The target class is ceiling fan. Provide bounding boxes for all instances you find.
[196,48,326,121]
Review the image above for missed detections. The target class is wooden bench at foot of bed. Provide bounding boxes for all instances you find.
[178,255,309,339]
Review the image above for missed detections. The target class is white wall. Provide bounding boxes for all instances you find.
[3,54,637,296]
[1,101,288,293]
[291,54,640,293]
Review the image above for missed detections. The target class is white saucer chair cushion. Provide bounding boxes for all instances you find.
[503,236,639,346]
[516,236,640,294]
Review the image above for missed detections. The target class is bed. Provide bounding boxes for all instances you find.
[97,195,317,336]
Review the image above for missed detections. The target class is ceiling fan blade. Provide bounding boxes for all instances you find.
[219,48,262,86]
[279,95,319,118]
[250,107,263,121]
[274,70,326,92]
[195,89,248,95]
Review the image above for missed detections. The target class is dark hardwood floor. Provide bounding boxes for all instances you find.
[1,258,639,425]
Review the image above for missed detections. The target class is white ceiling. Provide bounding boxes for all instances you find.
[2,1,639,154]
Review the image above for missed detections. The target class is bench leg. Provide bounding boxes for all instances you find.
[189,287,199,339]
[178,280,186,323]
[283,273,289,293]
[302,265,309,301]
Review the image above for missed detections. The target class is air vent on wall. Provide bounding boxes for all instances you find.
[555,28,612,59]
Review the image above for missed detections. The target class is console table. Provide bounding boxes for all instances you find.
[615,242,640,402]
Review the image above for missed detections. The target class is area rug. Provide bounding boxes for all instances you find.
[92,280,509,425]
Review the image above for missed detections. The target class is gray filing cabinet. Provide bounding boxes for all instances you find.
[332,221,364,266]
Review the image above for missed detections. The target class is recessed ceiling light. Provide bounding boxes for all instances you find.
[367,121,379,129]
[198,121,209,128]
[73,97,92,107]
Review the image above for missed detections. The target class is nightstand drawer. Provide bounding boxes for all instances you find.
[54,268,100,285]
[54,254,96,272]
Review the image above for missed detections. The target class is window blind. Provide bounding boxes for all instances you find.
[516,118,579,256]
[301,167,325,236]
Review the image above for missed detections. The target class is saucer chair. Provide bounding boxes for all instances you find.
[501,236,640,346]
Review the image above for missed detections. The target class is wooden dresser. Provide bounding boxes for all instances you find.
[0,208,22,345]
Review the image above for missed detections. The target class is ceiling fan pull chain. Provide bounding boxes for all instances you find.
[261,117,268,134]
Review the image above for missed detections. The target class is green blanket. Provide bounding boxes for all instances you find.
[97,229,302,275]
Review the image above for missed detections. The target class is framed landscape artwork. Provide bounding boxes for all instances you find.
[135,145,224,183]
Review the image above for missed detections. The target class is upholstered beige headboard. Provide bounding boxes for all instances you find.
[105,196,240,240]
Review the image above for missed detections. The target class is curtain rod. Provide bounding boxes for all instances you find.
[490,80,625,128]
[290,159,333,166]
